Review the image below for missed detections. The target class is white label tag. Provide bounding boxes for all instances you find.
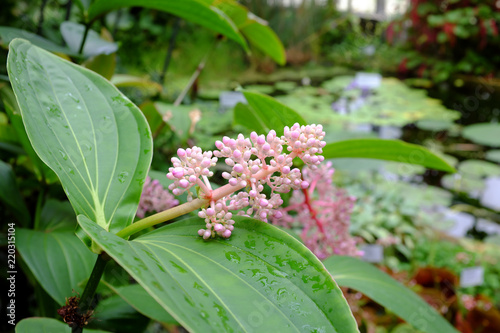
[361,244,384,263]
[460,267,484,288]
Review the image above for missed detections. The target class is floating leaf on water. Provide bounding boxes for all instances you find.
[458,159,500,178]
[441,174,485,193]
[274,81,297,92]
[243,84,275,95]
[462,123,500,147]
[416,119,455,132]
[486,150,500,164]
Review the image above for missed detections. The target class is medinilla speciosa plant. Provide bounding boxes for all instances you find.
[7,39,458,333]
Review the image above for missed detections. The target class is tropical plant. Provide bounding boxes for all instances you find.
[0,1,460,333]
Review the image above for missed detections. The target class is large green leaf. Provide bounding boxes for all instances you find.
[0,85,58,183]
[107,284,178,324]
[239,90,306,136]
[7,39,152,248]
[199,0,285,64]
[78,215,358,332]
[16,318,110,333]
[323,139,456,173]
[0,27,75,55]
[87,0,248,50]
[0,160,30,225]
[324,256,458,333]
[17,200,97,305]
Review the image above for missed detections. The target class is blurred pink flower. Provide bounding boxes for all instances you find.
[137,176,179,218]
[273,162,361,259]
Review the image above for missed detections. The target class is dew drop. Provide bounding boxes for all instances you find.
[118,171,129,183]
[225,251,241,263]
[58,150,68,161]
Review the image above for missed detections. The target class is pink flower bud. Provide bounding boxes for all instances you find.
[172,167,184,179]
[177,148,186,157]
[179,179,189,188]
[222,230,231,238]
[234,164,244,173]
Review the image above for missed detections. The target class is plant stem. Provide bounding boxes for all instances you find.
[65,1,73,21]
[72,254,109,333]
[36,0,49,35]
[159,18,181,86]
[116,198,208,239]
[78,23,91,55]
[152,38,220,139]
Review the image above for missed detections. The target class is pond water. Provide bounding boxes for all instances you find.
[211,72,500,243]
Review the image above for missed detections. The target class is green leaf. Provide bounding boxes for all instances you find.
[0,160,30,225]
[107,284,178,324]
[139,102,164,134]
[241,22,285,65]
[241,90,306,136]
[0,27,75,55]
[16,318,110,333]
[78,215,358,332]
[87,0,248,50]
[0,85,58,183]
[111,74,162,93]
[463,123,500,147]
[83,53,116,80]
[7,39,153,249]
[324,256,458,333]
[199,0,285,64]
[17,200,97,305]
[92,294,150,333]
[60,21,118,57]
[323,139,456,173]
[233,102,268,134]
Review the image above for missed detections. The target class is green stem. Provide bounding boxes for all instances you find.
[78,23,91,55]
[117,198,208,239]
[72,254,109,333]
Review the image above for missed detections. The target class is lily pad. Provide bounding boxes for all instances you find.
[274,81,297,92]
[462,123,500,147]
[243,84,275,95]
[441,174,485,193]
[458,159,500,178]
[416,119,455,131]
[486,150,500,164]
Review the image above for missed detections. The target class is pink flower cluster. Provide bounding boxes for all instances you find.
[166,123,327,239]
[273,162,361,259]
[137,176,179,218]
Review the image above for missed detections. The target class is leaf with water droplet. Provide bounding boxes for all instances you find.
[7,39,152,252]
[77,215,358,332]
